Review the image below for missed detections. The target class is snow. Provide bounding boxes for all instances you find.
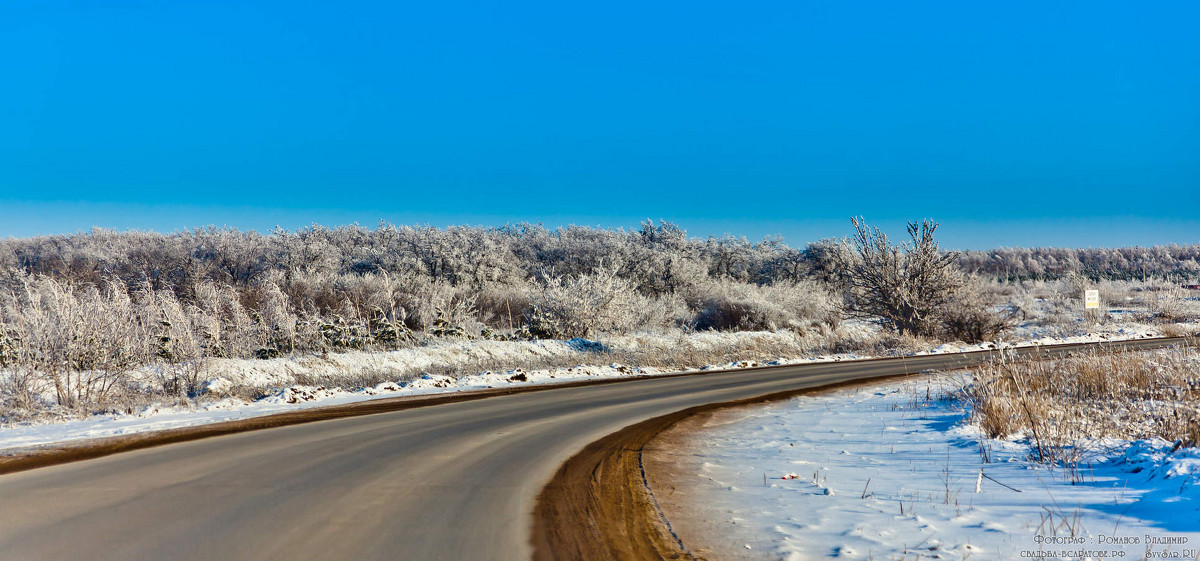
[659,377,1200,560]
[914,327,1165,356]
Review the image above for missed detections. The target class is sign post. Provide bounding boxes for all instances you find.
[1085,289,1100,309]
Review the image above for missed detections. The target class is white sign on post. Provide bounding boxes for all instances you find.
[1085,289,1100,309]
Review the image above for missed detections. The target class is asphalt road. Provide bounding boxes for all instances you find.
[0,338,1187,561]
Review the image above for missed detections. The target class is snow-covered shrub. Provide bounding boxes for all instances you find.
[1097,280,1137,310]
[426,286,485,338]
[144,285,209,397]
[526,267,680,338]
[191,280,254,358]
[1143,284,1200,323]
[317,315,372,350]
[689,280,840,332]
[1,276,152,409]
[277,270,346,317]
[242,277,300,357]
[1003,284,1039,323]
[937,278,1018,343]
[367,306,414,345]
[474,283,534,330]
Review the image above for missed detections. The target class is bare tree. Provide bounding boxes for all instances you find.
[836,218,963,336]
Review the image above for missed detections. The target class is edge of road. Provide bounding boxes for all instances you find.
[529,335,1197,561]
[530,372,915,561]
[0,338,1057,475]
[0,357,866,475]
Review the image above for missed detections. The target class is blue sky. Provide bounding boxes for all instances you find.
[1,1,1197,249]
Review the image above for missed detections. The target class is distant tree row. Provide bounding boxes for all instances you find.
[956,245,1200,282]
[3,222,1194,301]
[0,221,810,302]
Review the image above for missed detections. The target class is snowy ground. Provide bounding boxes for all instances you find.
[653,377,1200,561]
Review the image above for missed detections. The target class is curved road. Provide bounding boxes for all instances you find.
[0,338,1187,560]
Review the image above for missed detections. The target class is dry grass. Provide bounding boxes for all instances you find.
[1160,322,1193,338]
[962,342,1200,471]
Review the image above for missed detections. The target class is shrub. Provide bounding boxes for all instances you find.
[1,277,152,409]
[833,218,963,337]
[690,280,840,332]
[963,345,1200,470]
[526,266,680,338]
[938,279,1018,343]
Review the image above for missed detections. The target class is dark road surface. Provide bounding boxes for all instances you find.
[0,337,1187,560]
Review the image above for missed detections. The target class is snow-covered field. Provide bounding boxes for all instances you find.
[652,377,1200,560]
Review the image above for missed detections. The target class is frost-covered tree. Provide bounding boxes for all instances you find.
[835,218,963,336]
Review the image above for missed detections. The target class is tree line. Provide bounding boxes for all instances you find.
[0,219,1195,414]
[3,221,1194,298]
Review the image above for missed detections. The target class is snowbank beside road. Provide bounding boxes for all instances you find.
[649,377,1200,560]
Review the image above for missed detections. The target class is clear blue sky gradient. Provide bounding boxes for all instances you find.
[1,1,1197,249]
